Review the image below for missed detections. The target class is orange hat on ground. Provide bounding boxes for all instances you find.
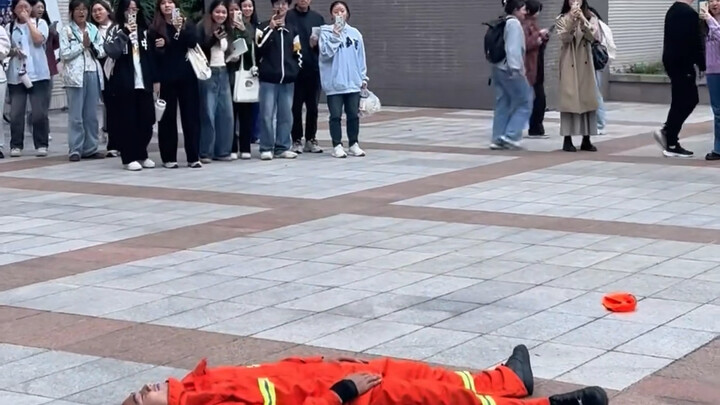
[602,292,637,312]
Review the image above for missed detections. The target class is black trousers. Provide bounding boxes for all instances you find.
[528,79,546,134]
[232,102,254,154]
[103,89,121,151]
[291,72,320,142]
[664,71,699,147]
[114,89,154,165]
[158,78,201,163]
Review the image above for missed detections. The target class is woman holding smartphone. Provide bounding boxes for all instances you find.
[149,0,202,168]
[701,0,720,160]
[104,0,159,171]
[197,0,234,163]
[318,0,368,158]
[90,0,117,157]
[227,0,258,160]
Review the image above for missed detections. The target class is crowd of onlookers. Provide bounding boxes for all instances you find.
[491,0,720,161]
[0,0,370,170]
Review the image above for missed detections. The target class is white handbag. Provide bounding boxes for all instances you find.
[186,44,211,81]
[233,42,258,103]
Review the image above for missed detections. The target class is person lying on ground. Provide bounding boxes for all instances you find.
[121,345,608,405]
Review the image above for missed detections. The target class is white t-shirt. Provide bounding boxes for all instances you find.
[131,32,144,89]
[209,38,227,67]
[82,27,97,72]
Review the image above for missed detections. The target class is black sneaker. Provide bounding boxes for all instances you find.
[504,345,534,396]
[663,144,694,158]
[706,151,720,161]
[549,387,608,405]
[0,150,4,159]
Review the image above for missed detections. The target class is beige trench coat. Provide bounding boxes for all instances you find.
[555,13,599,114]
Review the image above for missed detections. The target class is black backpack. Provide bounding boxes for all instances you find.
[484,18,507,64]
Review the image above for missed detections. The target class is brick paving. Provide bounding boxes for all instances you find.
[0,102,718,404]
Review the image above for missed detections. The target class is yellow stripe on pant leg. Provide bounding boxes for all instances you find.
[476,394,489,405]
[482,395,497,405]
[258,378,276,405]
[455,371,472,390]
[461,371,477,393]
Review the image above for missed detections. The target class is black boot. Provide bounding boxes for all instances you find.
[563,136,576,152]
[580,136,597,152]
[549,387,608,405]
[504,345,533,396]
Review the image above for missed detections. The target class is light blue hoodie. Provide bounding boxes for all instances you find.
[494,16,525,75]
[318,23,368,96]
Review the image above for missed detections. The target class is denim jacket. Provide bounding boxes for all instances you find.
[59,22,105,88]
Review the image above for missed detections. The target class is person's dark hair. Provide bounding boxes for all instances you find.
[504,0,525,15]
[151,0,179,40]
[525,0,542,16]
[203,0,232,38]
[90,0,114,24]
[587,5,602,21]
[35,0,50,24]
[69,0,88,22]
[329,0,349,17]
[268,0,291,5]
[560,0,592,20]
[11,0,31,17]
[230,0,258,26]
[114,0,147,28]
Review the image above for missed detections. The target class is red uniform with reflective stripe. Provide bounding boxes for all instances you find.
[167,357,551,405]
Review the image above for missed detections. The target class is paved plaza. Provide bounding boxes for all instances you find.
[0,102,718,404]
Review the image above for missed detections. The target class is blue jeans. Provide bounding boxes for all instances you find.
[491,67,532,143]
[259,81,294,154]
[595,70,606,131]
[327,92,360,147]
[66,72,101,157]
[707,74,720,154]
[198,67,234,159]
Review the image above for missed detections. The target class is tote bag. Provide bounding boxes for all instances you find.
[233,41,259,103]
[186,44,211,81]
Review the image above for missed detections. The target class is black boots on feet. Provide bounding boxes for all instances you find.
[549,386,608,405]
[563,136,597,152]
[504,345,534,396]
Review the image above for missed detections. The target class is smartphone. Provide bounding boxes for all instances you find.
[128,11,136,25]
[172,8,180,20]
[334,14,344,27]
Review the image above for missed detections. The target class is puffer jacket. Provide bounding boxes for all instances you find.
[59,21,105,88]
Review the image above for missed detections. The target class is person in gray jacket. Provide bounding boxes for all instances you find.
[490,0,532,150]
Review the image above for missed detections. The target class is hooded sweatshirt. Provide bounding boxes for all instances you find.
[318,23,367,96]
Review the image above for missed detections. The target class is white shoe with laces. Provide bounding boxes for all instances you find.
[348,143,365,157]
[124,161,142,171]
[141,158,156,168]
[332,144,347,158]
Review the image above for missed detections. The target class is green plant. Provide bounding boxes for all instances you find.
[621,62,665,75]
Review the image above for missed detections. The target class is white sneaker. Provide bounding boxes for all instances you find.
[200,157,212,164]
[10,148,21,157]
[597,129,607,135]
[499,136,523,150]
[276,150,298,159]
[36,147,48,157]
[348,143,366,157]
[229,153,238,160]
[141,158,156,168]
[124,161,142,171]
[240,152,251,160]
[332,144,347,158]
[163,162,179,169]
[260,151,273,160]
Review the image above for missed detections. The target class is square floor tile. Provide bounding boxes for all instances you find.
[494,286,585,311]
[593,254,667,272]
[329,293,428,319]
[524,342,605,379]
[495,264,580,285]
[0,351,97,388]
[643,258,718,278]
[560,351,673,390]
[632,240,705,258]
[154,301,261,329]
[652,279,720,304]
[550,292,611,318]
[277,288,377,312]
[105,296,213,323]
[253,313,365,344]
[494,311,594,341]
[667,304,720,332]
[607,298,700,325]
[427,335,542,370]
[446,259,529,280]
[680,245,720,262]
[358,251,441,270]
[230,283,326,306]
[545,250,620,268]
[435,305,536,334]
[442,280,533,305]
[399,253,482,274]
[553,319,655,350]
[393,276,479,298]
[0,345,46,366]
[0,391,52,405]
[366,327,478,360]
[202,307,312,336]
[616,325,716,359]
[379,299,478,326]
[308,320,421,352]
[598,273,682,296]
[182,278,280,301]
[545,269,628,291]
[343,271,432,293]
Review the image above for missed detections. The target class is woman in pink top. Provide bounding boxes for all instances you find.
[702,0,720,160]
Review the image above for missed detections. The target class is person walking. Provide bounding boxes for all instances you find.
[523,0,549,138]
[287,0,324,154]
[654,0,705,158]
[490,0,532,150]
[555,0,599,152]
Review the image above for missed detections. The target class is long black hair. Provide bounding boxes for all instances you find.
[114,0,148,29]
[203,0,232,37]
[230,0,258,26]
[34,0,51,24]
[68,0,88,23]
[504,0,525,15]
[560,0,593,20]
